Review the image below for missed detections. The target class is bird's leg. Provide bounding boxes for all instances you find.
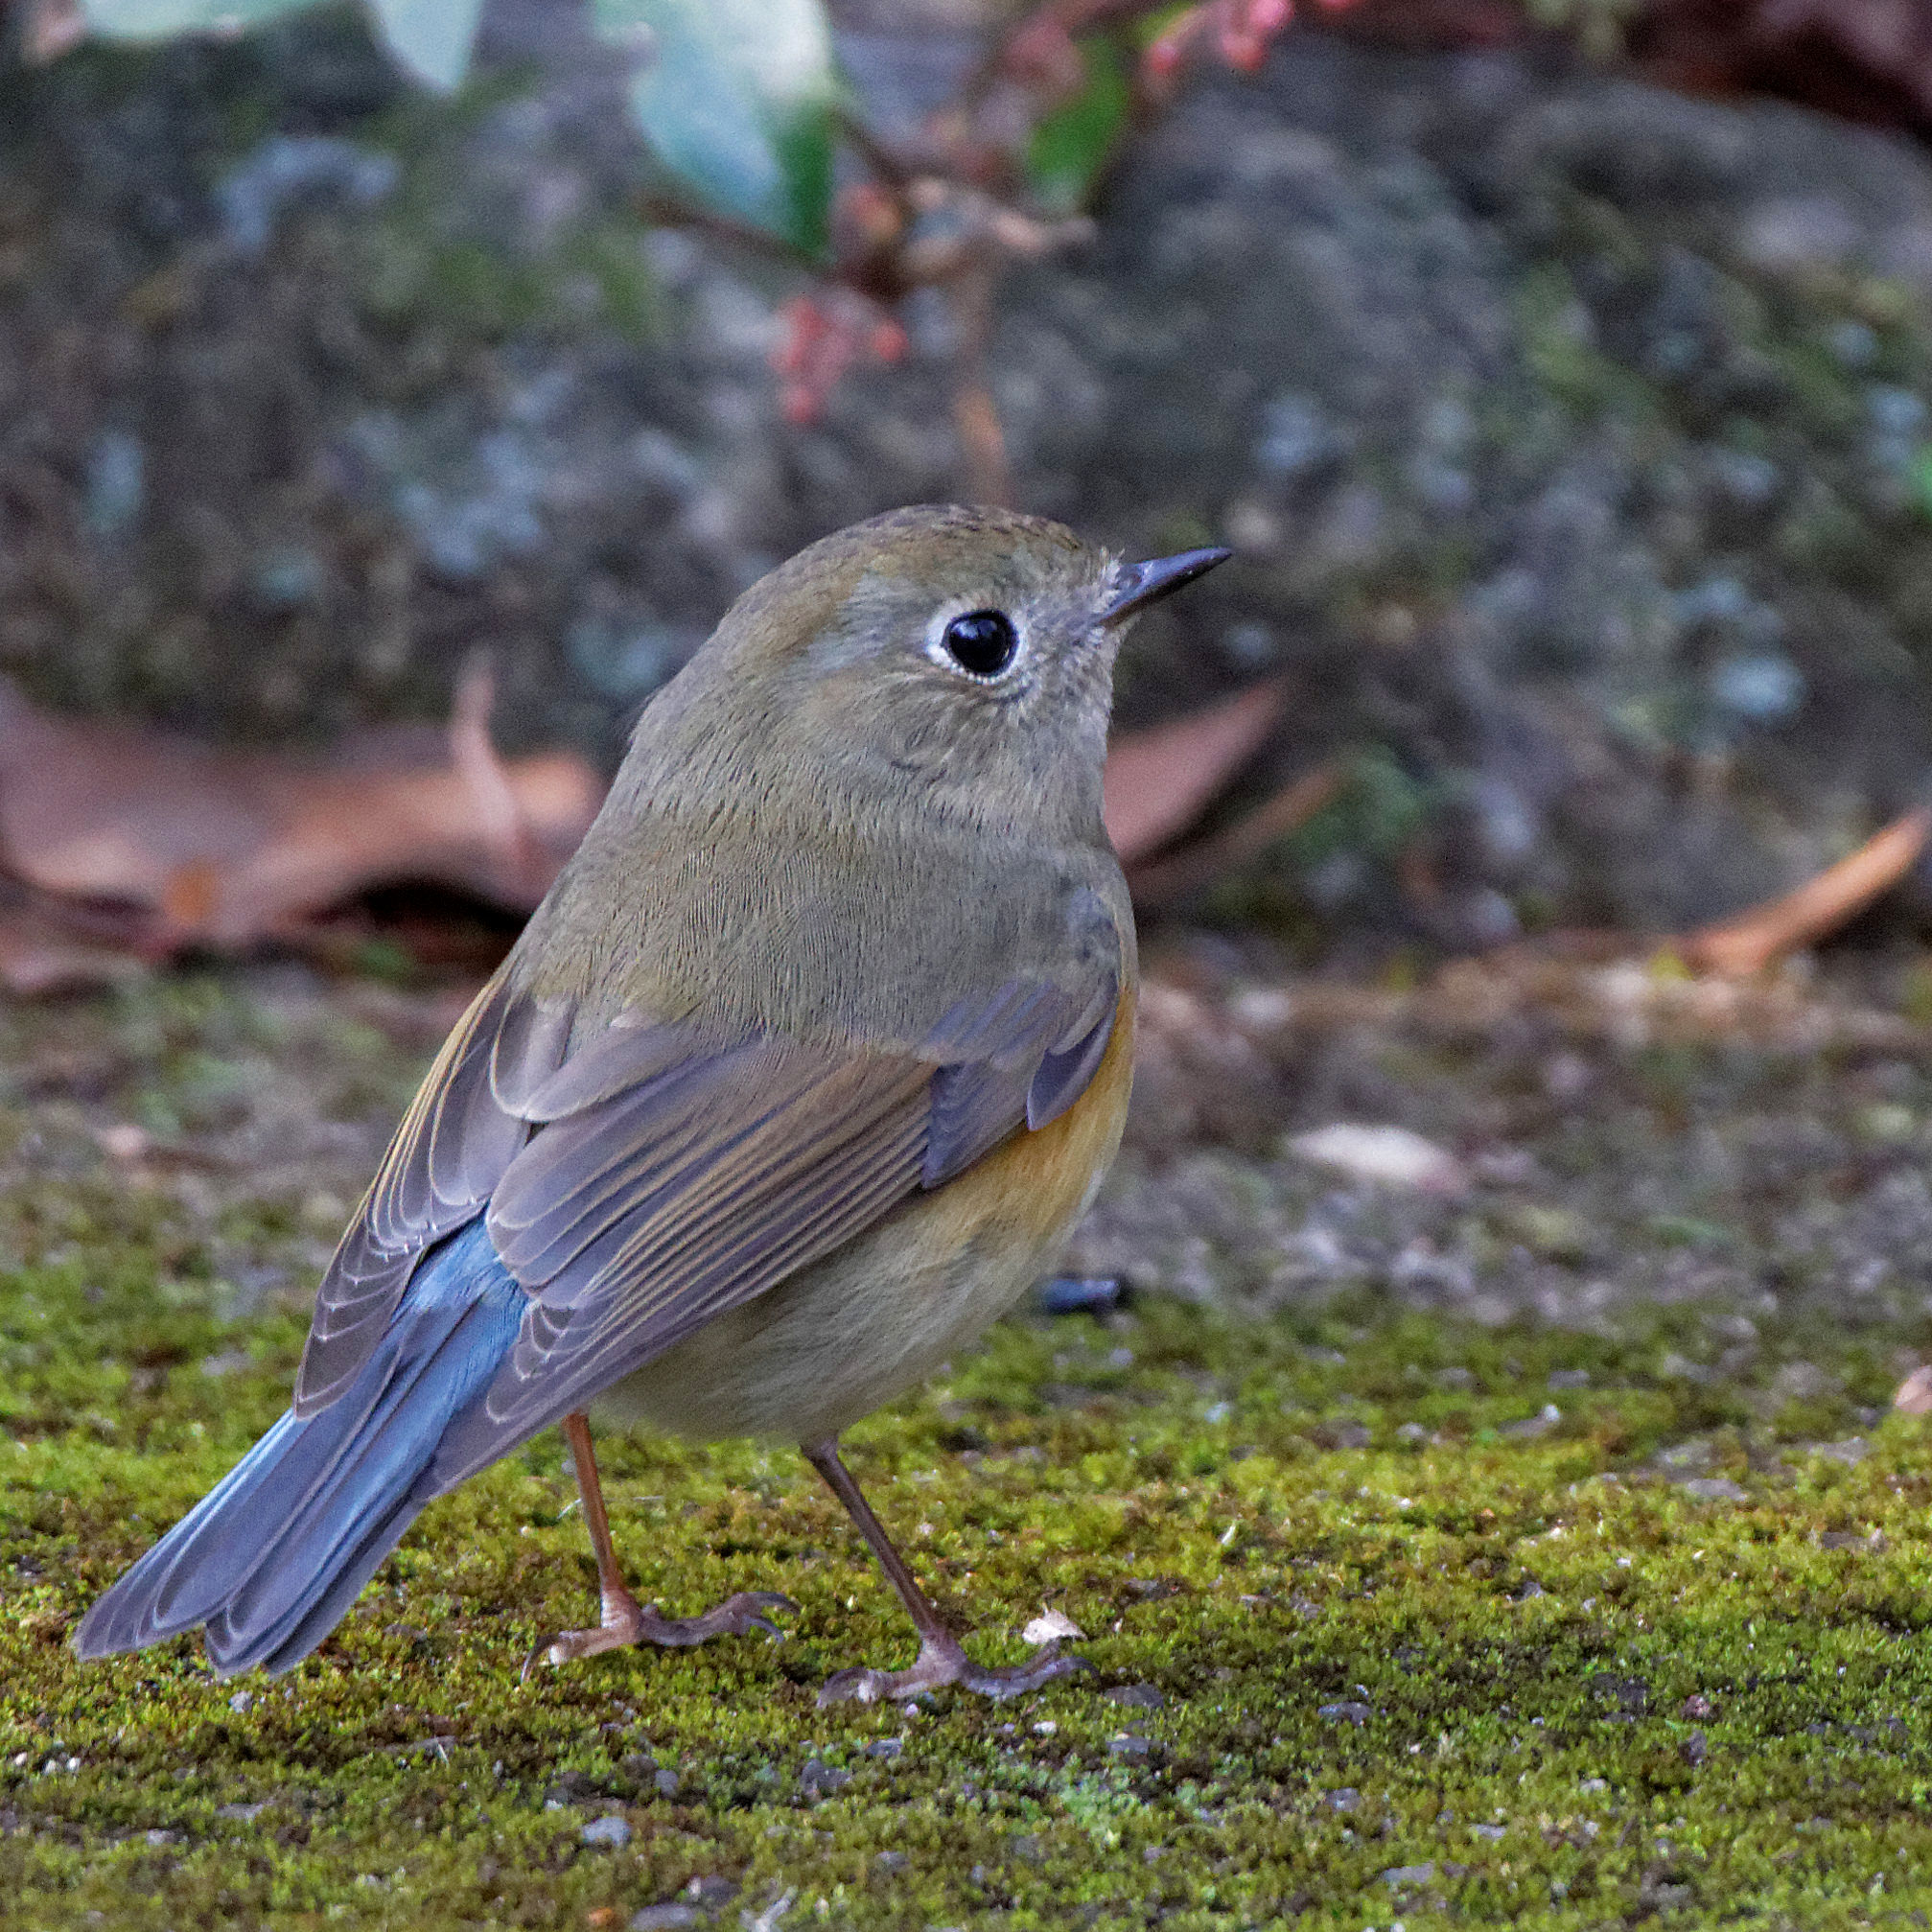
[531,1412,793,1670]
[804,1435,1087,1706]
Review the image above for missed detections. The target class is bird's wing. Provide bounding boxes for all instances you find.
[294,898,1122,1469]
[425,967,1119,1487]
[292,971,572,1417]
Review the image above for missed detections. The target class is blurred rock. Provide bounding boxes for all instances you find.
[6,17,1932,930]
[1287,1123,1469,1194]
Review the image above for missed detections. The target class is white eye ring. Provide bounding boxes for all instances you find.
[925,602,1026,682]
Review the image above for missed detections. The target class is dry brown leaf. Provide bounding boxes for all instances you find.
[1103,679,1286,864]
[1338,1,1932,135]
[0,666,602,953]
[1127,759,1341,907]
[1680,808,1931,978]
[0,899,146,996]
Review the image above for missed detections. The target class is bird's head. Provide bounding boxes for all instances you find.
[632,503,1229,848]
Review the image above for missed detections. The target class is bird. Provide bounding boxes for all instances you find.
[74,503,1229,1703]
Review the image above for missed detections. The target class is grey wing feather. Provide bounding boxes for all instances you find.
[428,1047,932,1486]
[292,972,570,1417]
[1026,1004,1117,1129]
[919,976,1119,1184]
[919,893,1123,1177]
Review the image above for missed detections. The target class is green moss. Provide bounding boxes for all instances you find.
[1515,264,1656,426]
[8,1234,1932,1927]
[7,967,1932,1925]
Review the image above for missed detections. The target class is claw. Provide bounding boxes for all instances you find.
[817,1633,1089,1708]
[534,1587,795,1671]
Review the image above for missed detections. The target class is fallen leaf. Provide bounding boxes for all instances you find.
[1334,1,1932,141]
[1895,1364,1932,1414]
[1127,758,1341,906]
[1103,680,1286,864]
[0,663,601,953]
[0,882,150,994]
[1021,1608,1086,1644]
[1680,808,1931,978]
[1287,1123,1469,1195]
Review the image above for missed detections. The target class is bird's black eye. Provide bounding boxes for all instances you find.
[941,609,1019,680]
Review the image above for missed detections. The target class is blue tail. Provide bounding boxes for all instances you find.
[75,1221,524,1678]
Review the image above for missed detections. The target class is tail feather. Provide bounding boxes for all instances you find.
[75,1221,525,1678]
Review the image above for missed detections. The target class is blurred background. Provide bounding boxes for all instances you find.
[9,0,1932,981]
[7,0,1932,1344]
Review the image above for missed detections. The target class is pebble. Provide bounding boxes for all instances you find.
[1288,1124,1468,1195]
[1681,1476,1748,1502]
[1318,1701,1374,1726]
[1895,1364,1932,1414]
[581,1815,631,1849]
[1313,1418,1371,1451]
[1501,1405,1561,1439]
[1020,1609,1085,1644]
[798,1758,851,1801]
[629,1909,698,1932]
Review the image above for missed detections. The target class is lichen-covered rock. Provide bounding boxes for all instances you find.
[6,17,1932,932]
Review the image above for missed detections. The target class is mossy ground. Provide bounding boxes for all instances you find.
[7,963,1932,1928]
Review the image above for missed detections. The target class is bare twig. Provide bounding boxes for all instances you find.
[1680,808,1932,978]
[948,268,1012,506]
[449,655,546,904]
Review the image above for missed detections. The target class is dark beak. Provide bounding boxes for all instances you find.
[1102,546,1233,624]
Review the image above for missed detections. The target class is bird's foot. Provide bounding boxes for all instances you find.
[528,1587,794,1674]
[817,1630,1089,1707]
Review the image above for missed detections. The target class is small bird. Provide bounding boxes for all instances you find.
[75,505,1228,1702]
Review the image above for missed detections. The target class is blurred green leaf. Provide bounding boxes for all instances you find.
[1911,446,1932,521]
[1027,36,1129,214]
[364,0,484,92]
[78,0,316,39]
[594,0,836,258]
